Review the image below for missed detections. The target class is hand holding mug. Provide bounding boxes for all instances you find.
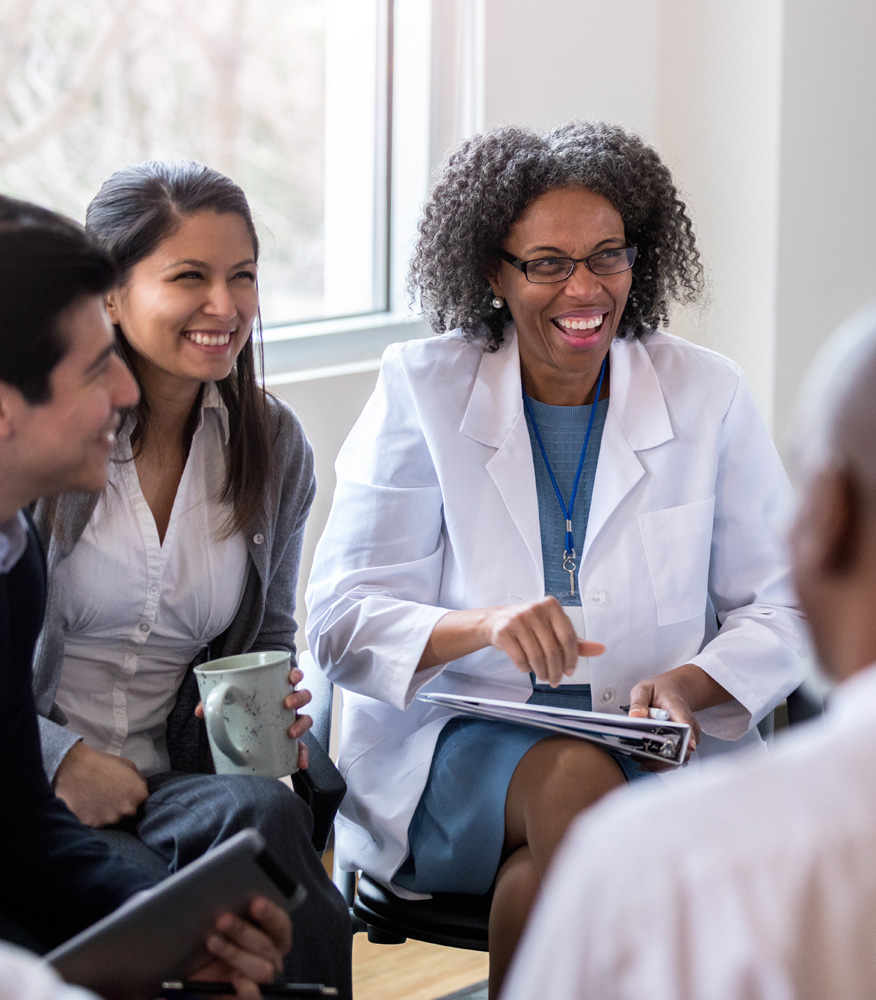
[194,652,313,777]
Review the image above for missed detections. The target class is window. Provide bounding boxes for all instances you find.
[0,0,394,328]
[0,0,482,377]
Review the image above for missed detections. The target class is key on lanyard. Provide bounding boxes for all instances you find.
[563,550,577,597]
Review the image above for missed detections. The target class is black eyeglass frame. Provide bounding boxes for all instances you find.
[496,245,638,283]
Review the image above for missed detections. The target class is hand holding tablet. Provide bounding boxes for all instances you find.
[47,829,306,1000]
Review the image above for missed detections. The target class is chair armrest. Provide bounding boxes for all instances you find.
[291,730,346,855]
[786,679,825,726]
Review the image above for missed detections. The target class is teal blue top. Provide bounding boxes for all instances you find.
[523,395,608,606]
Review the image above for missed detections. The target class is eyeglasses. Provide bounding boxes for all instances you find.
[497,245,638,283]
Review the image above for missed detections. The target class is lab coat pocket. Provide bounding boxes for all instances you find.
[639,497,715,626]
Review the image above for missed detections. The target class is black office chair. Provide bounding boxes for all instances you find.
[294,650,491,951]
[784,679,825,726]
[342,871,491,950]
[757,678,825,741]
[309,647,823,954]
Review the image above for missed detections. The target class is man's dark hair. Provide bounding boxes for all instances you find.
[0,195,117,403]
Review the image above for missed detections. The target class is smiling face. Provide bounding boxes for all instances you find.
[105,210,259,397]
[490,186,632,405]
[0,295,140,505]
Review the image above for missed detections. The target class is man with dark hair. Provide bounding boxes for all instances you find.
[0,194,292,994]
[0,196,117,404]
[503,301,876,1000]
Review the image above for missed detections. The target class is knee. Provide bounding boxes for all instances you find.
[207,775,314,837]
[521,738,625,810]
[551,740,624,796]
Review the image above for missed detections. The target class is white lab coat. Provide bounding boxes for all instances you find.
[305,327,806,889]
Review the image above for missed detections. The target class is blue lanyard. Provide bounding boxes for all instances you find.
[522,356,607,596]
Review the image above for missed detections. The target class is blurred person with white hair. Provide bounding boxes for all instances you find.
[501,300,876,1000]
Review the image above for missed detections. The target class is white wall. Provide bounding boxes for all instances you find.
[274,370,379,652]
[482,0,660,137]
[655,0,784,425]
[774,0,876,443]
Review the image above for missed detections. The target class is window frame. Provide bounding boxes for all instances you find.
[262,0,485,383]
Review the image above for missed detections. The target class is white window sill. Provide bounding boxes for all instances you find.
[262,312,429,384]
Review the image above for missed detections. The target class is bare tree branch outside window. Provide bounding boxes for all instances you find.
[0,0,334,324]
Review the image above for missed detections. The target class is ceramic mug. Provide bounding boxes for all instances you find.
[194,651,298,777]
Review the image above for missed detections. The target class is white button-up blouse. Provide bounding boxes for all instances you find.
[53,384,248,776]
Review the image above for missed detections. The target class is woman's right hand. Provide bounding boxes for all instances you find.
[481,596,604,687]
[420,596,605,686]
[53,741,149,827]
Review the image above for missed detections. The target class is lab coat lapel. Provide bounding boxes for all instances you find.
[459,329,544,580]
[582,337,674,559]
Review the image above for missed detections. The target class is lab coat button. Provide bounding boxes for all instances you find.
[253,533,265,545]
[139,622,150,633]
[589,588,606,605]
[600,688,616,704]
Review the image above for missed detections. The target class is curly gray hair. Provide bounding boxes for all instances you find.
[408,119,704,350]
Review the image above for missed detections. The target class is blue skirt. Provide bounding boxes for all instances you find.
[393,686,647,894]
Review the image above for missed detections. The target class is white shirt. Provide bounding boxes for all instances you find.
[503,666,876,1000]
[53,384,248,776]
[0,511,28,574]
[0,944,97,1000]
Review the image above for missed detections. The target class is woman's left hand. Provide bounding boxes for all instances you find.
[628,663,731,767]
[194,667,314,771]
[284,667,313,771]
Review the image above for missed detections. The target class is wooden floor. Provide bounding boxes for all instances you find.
[322,850,489,1000]
[352,935,488,1000]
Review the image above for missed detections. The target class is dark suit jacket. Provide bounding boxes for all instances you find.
[0,510,152,951]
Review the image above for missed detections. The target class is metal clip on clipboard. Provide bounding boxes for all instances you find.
[619,729,681,760]
[417,692,692,766]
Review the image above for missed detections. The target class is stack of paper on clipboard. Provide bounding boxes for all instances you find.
[418,692,691,766]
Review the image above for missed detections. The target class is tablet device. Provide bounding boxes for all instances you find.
[46,828,306,1000]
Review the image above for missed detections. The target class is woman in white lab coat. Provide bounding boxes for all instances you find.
[306,120,806,996]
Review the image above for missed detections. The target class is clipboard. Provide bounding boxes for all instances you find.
[418,691,691,766]
[46,828,306,1000]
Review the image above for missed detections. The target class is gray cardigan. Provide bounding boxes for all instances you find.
[31,394,316,781]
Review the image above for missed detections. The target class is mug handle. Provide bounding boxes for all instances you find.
[204,683,248,765]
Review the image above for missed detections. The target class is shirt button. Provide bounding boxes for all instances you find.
[600,688,616,704]
[589,588,606,605]
[253,533,265,545]
[149,583,159,596]
[139,622,150,633]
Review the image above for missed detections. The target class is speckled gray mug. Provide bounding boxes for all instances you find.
[194,651,298,777]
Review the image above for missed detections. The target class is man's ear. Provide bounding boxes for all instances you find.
[0,380,21,441]
[104,291,120,325]
[810,468,860,575]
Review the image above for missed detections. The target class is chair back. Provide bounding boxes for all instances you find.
[298,649,333,754]
[291,649,346,854]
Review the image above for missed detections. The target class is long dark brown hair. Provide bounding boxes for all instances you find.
[85,160,273,535]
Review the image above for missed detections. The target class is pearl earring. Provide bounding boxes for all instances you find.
[491,296,505,310]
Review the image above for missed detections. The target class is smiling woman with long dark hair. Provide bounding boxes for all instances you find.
[29,160,352,998]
